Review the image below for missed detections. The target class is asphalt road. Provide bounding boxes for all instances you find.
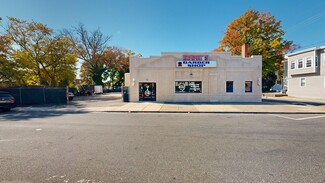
[0,111,325,183]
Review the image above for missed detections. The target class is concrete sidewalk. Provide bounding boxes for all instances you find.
[13,94,325,114]
[100,94,325,114]
[101,101,325,114]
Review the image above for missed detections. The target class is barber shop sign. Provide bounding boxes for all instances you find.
[176,55,216,68]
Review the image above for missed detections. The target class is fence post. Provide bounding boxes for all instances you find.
[43,87,46,104]
[19,87,23,105]
[66,86,69,104]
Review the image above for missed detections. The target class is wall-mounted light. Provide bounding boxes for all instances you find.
[132,78,135,86]
[190,73,193,76]
[257,78,261,86]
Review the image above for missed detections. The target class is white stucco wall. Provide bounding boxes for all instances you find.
[128,52,262,102]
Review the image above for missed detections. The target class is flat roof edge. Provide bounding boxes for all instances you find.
[161,52,231,55]
[286,46,325,57]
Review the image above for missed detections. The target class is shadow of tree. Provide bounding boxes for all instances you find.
[0,110,87,122]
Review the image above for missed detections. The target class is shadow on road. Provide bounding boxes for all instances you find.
[0,93,123,121]
[0,110,87,122]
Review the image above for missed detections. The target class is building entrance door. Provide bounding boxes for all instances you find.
[139,82,156,101]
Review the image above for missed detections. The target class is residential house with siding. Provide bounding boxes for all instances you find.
[284,46,325,99]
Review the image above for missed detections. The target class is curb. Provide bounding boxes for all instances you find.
[13,107,325,115]
[102,110,325,114]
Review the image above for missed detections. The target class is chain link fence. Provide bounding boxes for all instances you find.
[0,86,68,105]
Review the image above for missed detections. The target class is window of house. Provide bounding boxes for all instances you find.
[291,61,295,69]
[175,81,202,93]
[298,59,303,68]
[245,81,252,93]
[300,78,306,87]
[226,81,233,93]
[306,57,312,67]
[315,56,318,67]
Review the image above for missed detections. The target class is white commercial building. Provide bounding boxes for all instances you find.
[125,46,262,102]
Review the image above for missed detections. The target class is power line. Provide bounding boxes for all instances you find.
[298,40,325,50]
[286,10,325,33]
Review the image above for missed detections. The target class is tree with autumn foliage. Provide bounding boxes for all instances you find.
[0,34,25,87]
[0,18,24,87]
[101,47,141,87]
[217,9,294,91]
[63,24,140,87]
[63,24,110,86]
[0,17,77,87]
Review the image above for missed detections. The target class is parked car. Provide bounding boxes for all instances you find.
[68,92,74,100]
[269,84,282,92]
[0,92,16,112]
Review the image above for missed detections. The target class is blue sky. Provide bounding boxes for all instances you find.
[1,0,325,58]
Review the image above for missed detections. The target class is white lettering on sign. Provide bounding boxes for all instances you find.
[177,55,216,68]
[176,60,216,68]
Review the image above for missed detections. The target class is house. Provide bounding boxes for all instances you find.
[283,46,325,99]
[124,45,262,102]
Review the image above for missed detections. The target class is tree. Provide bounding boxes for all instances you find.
[0,18,18,86]
[217,9,293,90]
[63,24,111,85]
[262,71,277,92]
[101,47,141,87]
[0,35,14,86]
[2,17,77,87]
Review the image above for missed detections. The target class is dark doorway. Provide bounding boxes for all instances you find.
[139,82,156,101]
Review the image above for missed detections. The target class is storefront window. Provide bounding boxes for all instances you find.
[226,81,233,93]
[139,82,156,101]
[245,81,252,93]
[175,81,202,93]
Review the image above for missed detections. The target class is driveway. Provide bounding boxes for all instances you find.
[69,92,124,108]
[10,92,124,113]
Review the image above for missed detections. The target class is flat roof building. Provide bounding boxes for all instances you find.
[283,46,325,99]
[125,49,262,102]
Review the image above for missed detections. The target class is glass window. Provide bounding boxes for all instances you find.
[298,59,303,68]
[291,61,295,69]
[175,81,202,93]
[300,78,306,87]
[226,81,233,93]
[315,56,318,67]
[245,81,252,93]
[306,57,312,67]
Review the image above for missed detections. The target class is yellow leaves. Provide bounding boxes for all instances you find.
[218,9,292,77]
[0,35,12,58]
[2,17,78,87]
